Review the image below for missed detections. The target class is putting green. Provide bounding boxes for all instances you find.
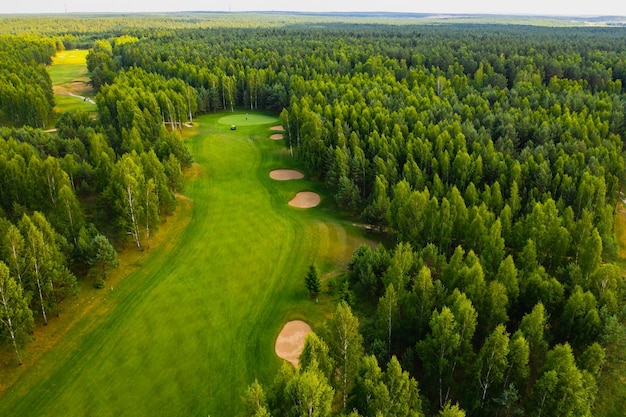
[218,113,278,126]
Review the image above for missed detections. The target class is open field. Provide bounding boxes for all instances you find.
[48,49,96,115]
[218,113,279,127]
[0,112,375,416]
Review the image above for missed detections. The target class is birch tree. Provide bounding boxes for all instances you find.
[322,301,364,411]
[375,283,398,357]
[475,324,510,408]
[286,366,334,417]
[241,380,270,417]
[56,184,84,246]
[2,223,26,286]
[418,306,460,408]
[111,153,145,250]
[19,214,50,325]
[0,261,33,365]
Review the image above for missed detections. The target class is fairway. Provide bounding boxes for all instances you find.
[0,112,374,417]
[48,49,96,115]
[218,113,278,126]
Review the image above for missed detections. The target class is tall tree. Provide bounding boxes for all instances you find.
[2,223,26,286]
[474,324,510,409]
[109,153,145,250]
[0,261,33,365]
[375,284,398,358]
[305,264,321,299]
[300,333,334,382]
[55,184,84,246]
[241,380,270,417]
[286,365,334,417]
[20,213,51,325]
[520,303,549,376]
[531,343,595,417]
[384,355,423,417]
[418,306,461,408]
[90,234,119,280]
[352,355,390,417]
[322,301,364,411]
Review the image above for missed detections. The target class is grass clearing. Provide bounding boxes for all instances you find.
[218,113,279,126]
[0,112,376,416]
[47,49,96,116]
[53,94,96,113]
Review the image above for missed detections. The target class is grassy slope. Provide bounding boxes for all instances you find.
[0,112,373,417]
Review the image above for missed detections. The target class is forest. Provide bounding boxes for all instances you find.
[1,13,626,417]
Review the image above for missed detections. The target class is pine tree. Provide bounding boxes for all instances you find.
[305,264,321,299]
[90,234,119,280]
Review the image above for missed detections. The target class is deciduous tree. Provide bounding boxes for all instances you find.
[0,261,33,365]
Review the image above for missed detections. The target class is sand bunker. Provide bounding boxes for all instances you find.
[289,192,321,208]
[275,320,312,367]
[270,169,304,180]
[270,133,284,140]
[270,125,285,131]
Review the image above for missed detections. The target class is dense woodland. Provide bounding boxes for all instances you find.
[1,16,626,417]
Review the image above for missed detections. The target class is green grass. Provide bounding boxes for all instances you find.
[47,64,90,87]
[48,50,90,86]
[53,94,96,113]
[0,112,375,416]
[47,49,96,117]
[218,113,280,127]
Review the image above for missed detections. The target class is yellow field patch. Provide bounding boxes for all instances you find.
[52,49,89,66]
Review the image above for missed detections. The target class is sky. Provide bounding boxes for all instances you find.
[1,0,626,16]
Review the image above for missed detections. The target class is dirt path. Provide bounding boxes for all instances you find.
[67,92,96,104]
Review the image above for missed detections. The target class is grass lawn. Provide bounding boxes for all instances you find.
[218,113,279,127]
[53,94,97,113]
[48,50,90,86]
[0,111,376,416]
[48,49,96,117]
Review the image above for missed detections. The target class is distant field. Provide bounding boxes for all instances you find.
[218,113,280,126]
[0,112,375,417]
[48,49,96,115]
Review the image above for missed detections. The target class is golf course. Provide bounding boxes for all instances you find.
[0,110,375,416]
[48,50,97,115]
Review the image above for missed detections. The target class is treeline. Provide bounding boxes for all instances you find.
[0,36,194,364]
[281,28,626,417]
[0,35,56,128]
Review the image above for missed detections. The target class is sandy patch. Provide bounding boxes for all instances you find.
[270,169,304,180]
[289,192,321,208]
[275,320,312,367]
[270,125,285,131]
[270,133,284,140]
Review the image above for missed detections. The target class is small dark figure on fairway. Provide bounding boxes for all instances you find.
[246,113,248,120]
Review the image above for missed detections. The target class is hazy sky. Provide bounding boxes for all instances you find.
[1,0,626,16]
